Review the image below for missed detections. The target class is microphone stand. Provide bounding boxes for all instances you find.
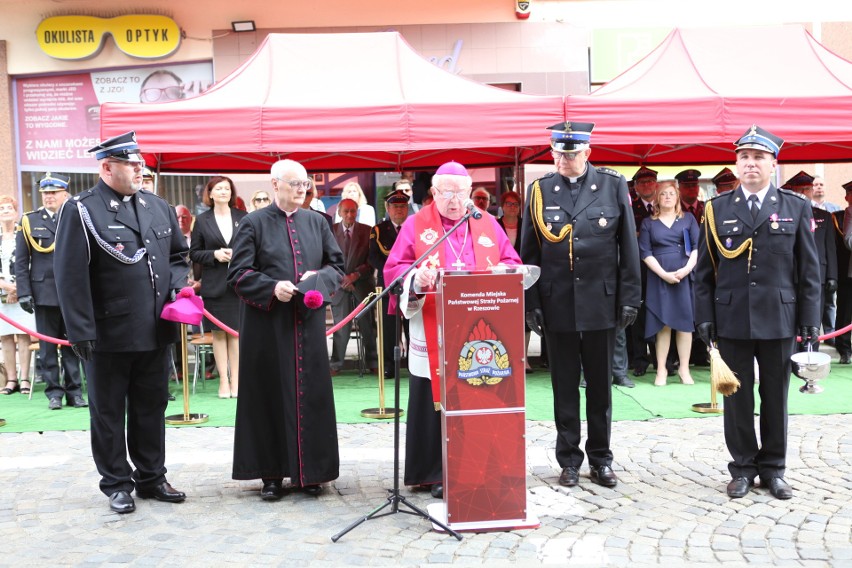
[331,210,476,542]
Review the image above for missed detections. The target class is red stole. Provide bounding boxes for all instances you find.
[413,202,500,404]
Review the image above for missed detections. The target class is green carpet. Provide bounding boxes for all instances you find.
[1,365,849,433]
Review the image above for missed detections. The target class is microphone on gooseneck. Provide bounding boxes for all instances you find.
[462,198,483,219]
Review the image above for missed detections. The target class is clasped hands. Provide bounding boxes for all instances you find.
[214,248,232,263]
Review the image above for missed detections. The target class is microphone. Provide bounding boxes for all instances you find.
[462,198,483,219]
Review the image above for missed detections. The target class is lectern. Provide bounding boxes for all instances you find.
[427,270,539,531]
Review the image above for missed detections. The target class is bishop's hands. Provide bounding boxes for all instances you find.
[413,265,438,293]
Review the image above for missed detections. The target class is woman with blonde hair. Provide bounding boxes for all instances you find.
[333,181,376,226]
[638,180,700,386]
[249,190,271,212]
[0,196,35,396]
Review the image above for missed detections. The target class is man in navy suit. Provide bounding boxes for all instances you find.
[16,173,85,410]
[330,198,377,374]
[695,125,821,501]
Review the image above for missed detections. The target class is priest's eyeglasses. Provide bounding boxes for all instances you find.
[281,179,313,190]
[551,150,583,161]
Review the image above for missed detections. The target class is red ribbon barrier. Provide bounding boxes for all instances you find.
[0,310,71,346]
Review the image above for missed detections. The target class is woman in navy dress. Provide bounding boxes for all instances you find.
[638,181,699,386]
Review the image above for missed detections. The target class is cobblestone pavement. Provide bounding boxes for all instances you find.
[0,414,850,567]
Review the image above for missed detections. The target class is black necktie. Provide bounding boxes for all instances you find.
[647,203,653,215]
[748,194,759,220]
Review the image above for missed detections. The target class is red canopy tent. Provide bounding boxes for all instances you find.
[99,32,565,173]
[566,25,852,165]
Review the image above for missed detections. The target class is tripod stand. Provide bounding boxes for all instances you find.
[331,210,477,543]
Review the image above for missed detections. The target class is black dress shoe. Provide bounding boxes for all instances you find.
[68,395,88,408]
[136,481,186,503]
[301,484,323,496]
[260,479,285,501]
[168,393,176,401]
[109,490,136,514]
[726,477,753,498]
[589,465,618,487]
[762,477,793,500]
[613,375,635,388]
[48,397,62,410]
[430,483,443,498]
[840,353,851,365]
[632,363,648,377]
[558,466,579,487]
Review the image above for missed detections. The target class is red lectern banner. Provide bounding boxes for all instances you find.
[434,270,537,530]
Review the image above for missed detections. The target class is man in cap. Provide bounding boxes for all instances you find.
[385,161,521,499]
[629,166,659,378]
[393,178,419,217]
[15,173,86,410]
[54,131,189,514]
[694,125,821,500]
[675,169,705,224]
[784,171,837,350]
[141,167,156,193]
[520,121,641,489]
[712,168,738,195]
[836,181,852,364]
[369,189,410,378]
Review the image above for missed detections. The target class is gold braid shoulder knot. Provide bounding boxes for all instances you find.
[21,215,54,254]
[530,179,574,270]
[704,199,753,274]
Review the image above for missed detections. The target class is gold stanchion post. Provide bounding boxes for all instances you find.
[692,381,723,414]
[361,287,403,419]
[166,323,209,425]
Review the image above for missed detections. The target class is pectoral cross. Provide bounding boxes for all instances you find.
[451,258,466,270]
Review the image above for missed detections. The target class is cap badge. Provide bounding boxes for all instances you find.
[109,199,120,209]
[749,125,758,136]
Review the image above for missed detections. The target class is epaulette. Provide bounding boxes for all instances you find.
[72,189,95,202]
[705,191,731,203]
[22,210,37,217]
[778,188,806,200]
[535,172,556,182]
[596,166,621,178]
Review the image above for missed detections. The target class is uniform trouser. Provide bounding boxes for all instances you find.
[823,289,837,334]
[547,328,615,468]
[404,374,442,486]
[330,290,377,370]
[717,337,793,481]
[85,348,170,495]
[612,327,628,379]
[35,305,83,400]
[835,279,852,356]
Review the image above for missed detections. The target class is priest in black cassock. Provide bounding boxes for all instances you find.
[228,159,345,500]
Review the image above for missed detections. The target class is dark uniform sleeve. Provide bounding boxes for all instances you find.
[824,213,838,282]
[14,221,33,298]
[54,200,96,343]
[519,182,542,312]
[694,200,719,326]
[615,176,641,309]
[796,205,823,328]
[166,205,190,291]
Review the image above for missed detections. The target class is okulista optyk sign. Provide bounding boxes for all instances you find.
[36,15,181,60]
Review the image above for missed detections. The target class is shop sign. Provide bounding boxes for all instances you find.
[36,15,181,60]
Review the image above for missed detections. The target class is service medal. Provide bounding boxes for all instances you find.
[546,223,552,231]
[598,217,607,228]
[419,228,439,245]
[725,238,733,248]
[115,243,125,252]
[771,222,779,230]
